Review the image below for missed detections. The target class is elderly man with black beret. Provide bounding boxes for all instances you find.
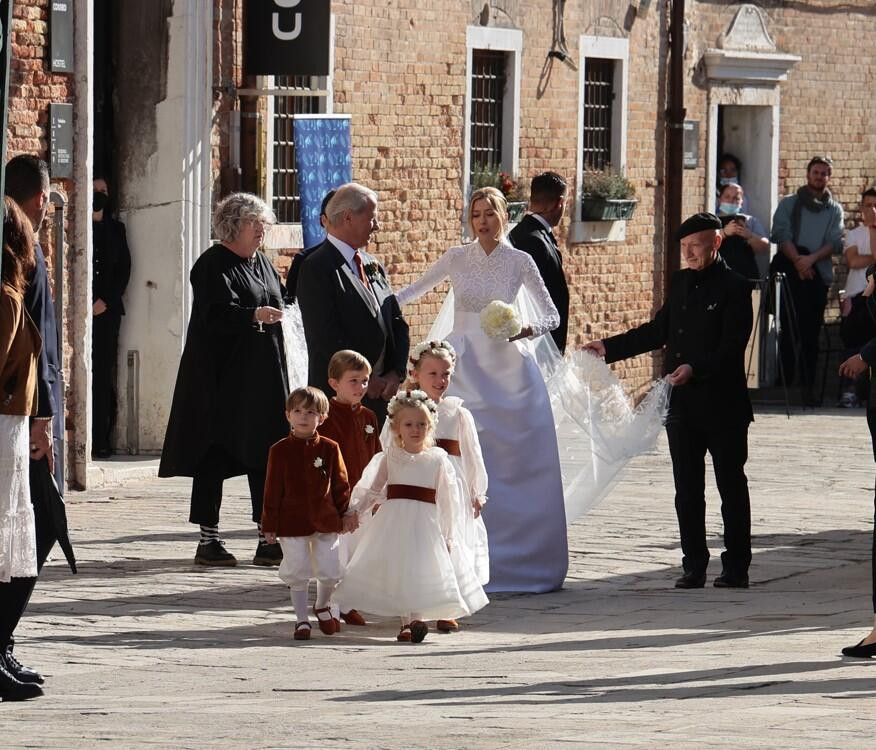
[586,213,754,589]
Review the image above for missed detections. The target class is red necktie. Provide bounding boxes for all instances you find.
[353,252,369,286]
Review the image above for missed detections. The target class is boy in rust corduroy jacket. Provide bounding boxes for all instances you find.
[319,350,381,627]
[261,387,355,641]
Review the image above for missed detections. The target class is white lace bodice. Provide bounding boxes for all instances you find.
[396,240,560,338]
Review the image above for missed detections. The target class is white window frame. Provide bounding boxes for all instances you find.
[573,35,629,228]
[263,15,336,248]
[463,26,522,203]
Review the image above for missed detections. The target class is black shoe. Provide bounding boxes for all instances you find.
[194,540,237,566]
[0,658,43,701]
[674,570,706,589]
[252,541,283,566]
[409,620,429,644]
[93,447,113,459]
[841,639,876,658]
[3,649,44,685]
[713,571,749,588]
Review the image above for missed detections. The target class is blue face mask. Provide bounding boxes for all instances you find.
[718,202,741,216]
[718,177,737,186]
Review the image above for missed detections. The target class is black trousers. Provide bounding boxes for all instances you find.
[779,273,828,389]
[867,410,876,613]
[92,312,122,452]
[188,445,266,527]
[0,458,58,651]
[666,421,752,576]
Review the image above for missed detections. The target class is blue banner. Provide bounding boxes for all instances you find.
[293,115,353,248]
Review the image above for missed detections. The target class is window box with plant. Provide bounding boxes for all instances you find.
[581,170,637,221]
[471,166,527,223]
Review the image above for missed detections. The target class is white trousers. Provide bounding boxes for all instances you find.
[278,533,341,590]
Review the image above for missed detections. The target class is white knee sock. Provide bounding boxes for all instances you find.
[315,581,336,610]
[291,589,309,623]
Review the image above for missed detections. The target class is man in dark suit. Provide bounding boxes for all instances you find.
[586,213,754,590]
[297,183,409,424]
[285,189,334,304]
[508,171,570,352]
[0,155,63,697]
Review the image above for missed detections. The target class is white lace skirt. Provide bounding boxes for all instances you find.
[0,415,37,582]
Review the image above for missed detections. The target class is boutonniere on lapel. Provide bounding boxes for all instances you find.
[706,303,718,311]
[363,261,383,284]
[313,456,327,478]
[364,424,375,440]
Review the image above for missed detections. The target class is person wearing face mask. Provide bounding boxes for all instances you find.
[91,177,131,459]
[716,183,770,282]
[716,154,751,215]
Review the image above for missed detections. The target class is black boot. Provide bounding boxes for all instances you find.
[0,656,43,701]
[4,647,44,684]
[194,540,237,566]
[253,541,283,566]
[674,570,707,589]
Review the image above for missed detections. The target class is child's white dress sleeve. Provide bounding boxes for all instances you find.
[458,407,488,506]
[349,453,387,516]
[435,454,461,545]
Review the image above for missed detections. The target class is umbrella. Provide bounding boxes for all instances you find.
[32,458,76,574]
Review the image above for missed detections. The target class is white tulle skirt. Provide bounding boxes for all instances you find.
[335,498,487,620]
[447,453,491,586]
[0,415,37,583]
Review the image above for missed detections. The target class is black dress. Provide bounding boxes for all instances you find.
[159,245,290,524]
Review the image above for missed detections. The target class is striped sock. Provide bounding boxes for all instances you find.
[257,523,266,545]
[199,524,220,545]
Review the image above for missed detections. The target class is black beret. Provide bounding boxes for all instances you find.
[676,212,722,241]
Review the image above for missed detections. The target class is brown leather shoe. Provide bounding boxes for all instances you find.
[313,607,336,635]
[293,622,311,641]
[436,619,459,633]
[341,609,367,626]
[396,625,412,642]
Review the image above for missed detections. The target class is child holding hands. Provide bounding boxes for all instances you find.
[335,390,487,643]
[261,387,357,641]
[318,350,381,627]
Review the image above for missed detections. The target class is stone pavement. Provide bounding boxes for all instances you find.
[3,409,876,748]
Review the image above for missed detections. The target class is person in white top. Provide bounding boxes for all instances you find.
[395,187,567,594]
[839,188,876,406]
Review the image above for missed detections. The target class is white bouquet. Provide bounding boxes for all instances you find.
[480,300,522,340]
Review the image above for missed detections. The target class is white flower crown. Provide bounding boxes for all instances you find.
[408,340,457,376]
[387,389,439,417]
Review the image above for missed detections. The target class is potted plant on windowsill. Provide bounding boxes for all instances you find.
[581,170,637,221]
[471,166,527,223]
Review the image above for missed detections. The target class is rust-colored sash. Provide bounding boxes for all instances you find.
[436,438,461,456]
[386,484,436,504]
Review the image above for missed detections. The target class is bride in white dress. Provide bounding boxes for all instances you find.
[396,187,567,593]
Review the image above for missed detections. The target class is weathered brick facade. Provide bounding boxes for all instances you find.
[4,0,875,484]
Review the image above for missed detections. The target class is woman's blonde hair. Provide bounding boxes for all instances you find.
[468,186,508,241]
[387,390,437,448]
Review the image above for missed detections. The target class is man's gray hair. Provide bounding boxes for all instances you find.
[325,183,378,227]
[212,192,275,243]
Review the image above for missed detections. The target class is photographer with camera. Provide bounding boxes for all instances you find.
[716,183,769,281]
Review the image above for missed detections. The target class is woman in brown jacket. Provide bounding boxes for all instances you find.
[0,197,41,587]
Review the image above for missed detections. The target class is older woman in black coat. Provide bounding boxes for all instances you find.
[160,193,289,567]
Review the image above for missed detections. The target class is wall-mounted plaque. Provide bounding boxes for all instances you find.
[683,120,699,169]
[50,102,73,178]
[50,0,74,73]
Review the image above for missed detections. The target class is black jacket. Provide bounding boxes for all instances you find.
[92,216,131,315]
[604,259,754,425]
[508,214,570,352]
[23,242,63,491]
[296,239,409,397]
[284,242,320,304]
[159,245,290,477]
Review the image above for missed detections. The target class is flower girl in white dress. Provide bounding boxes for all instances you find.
[334,390,488,643]
[382,340,490,634]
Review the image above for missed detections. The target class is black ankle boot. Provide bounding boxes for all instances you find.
[0,657,43,701]
[4,647,44,684]
[253,541,283,566]
[194,539,237,566]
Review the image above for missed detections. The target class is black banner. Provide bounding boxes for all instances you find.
[244,0,331,77]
